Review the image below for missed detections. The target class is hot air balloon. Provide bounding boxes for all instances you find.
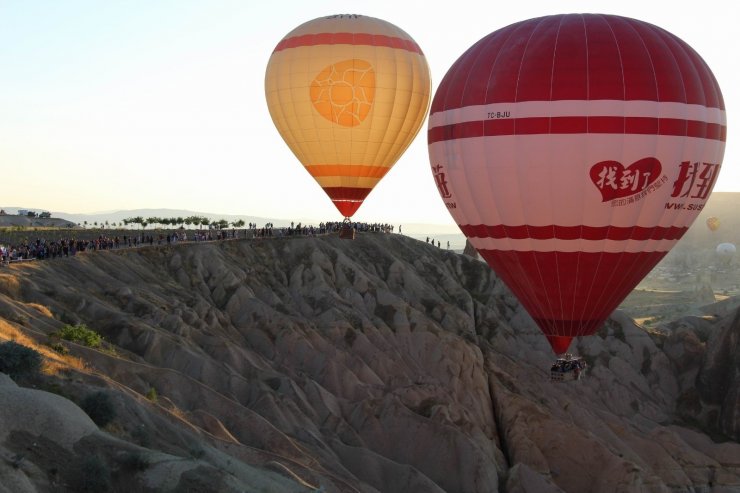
[428,14,726,356]
[716,243,736,258]
[706,216,720,232]
[265,14,431,232]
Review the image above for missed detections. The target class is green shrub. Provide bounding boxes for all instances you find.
[53,324,102,348]
[48,342,69,355]
[344,328,357,347]
[80,391,116,427]
[42,382,70,399]
[131,425,152,447]
[0,341,42,379]
[145,386,158,403]
[188,444,205,459]
[120,451,150,471]
[70,456,111,493]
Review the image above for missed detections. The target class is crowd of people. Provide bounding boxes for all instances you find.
[0,221,399,265]
[425,237,450,249]
[239,221,394,238]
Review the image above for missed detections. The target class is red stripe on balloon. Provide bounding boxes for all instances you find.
[322,186,371,201]
[428,116,726,143]
[430,15,724,113]
[478,249,668,350]
[333,201,362,218]
[459,224,689,241]
[323,188,371,218]
[274,33,424,54]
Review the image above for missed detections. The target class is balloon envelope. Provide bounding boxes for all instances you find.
[706,216,720,232]
[265,14,431,218]
[716,243,736,257]
[428,14,726,354]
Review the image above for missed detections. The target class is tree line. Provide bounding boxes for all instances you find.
[116,216,247,230]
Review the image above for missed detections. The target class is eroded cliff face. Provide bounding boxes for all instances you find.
[0,233,738,492]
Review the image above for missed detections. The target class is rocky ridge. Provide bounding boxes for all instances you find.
[0,233,738,492]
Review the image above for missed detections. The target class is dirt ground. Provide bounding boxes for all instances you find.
[620,259,739,326]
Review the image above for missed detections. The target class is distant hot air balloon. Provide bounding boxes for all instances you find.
[265,14,431,220]
[428,14,726,355]
[716,242,736,258]
[706,216,720,232]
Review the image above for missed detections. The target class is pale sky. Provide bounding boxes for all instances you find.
[1,0,736,225]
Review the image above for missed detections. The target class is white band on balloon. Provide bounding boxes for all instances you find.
[468,236,678,253]
[429,100,727,128]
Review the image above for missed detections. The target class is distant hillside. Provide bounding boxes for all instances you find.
[0,213,77,229]
[0,233,738,492]
[0,207,283,229]
[0,206,458,234]
[651,192,740,283]
[683,192,740,249]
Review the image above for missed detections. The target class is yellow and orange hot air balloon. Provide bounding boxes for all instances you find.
[265,14,431,218]
[706,216,720,232]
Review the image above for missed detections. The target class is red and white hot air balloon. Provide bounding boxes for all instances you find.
[428,14,726,355]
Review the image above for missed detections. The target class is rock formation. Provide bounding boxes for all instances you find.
[463,238,479,259]
[0,233,738,492]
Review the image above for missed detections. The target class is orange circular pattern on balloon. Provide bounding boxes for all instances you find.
[310,59,375,127]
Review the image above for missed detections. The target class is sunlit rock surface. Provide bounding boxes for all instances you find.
[0,233,738,492]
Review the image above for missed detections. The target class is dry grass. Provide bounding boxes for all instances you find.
[25,302,53,318]
[0,273,21,297]
[0,318,88,374]
[0,318,34,345]
[166,402,189,421]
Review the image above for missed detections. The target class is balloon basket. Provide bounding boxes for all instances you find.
[550,353,587,382]
[339,220,355,240]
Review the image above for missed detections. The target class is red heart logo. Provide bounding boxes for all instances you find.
[590,157,662,202]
